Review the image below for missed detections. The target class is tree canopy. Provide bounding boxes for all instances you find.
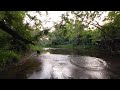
[0,11,49,68]
[46,11,120,54]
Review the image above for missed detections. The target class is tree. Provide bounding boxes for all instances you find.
[0,11,45,67]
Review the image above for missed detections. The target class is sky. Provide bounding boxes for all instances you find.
[24,11,109,31]
[24,11,66,29]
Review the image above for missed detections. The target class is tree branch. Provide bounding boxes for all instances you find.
[91,21,112,39]
[0,21,35,45]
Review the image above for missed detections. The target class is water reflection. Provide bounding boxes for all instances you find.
[70,56,107,70]
[1,48,119,79]
[46,52,51,54]
[85,70,109,79]
[27,48,112,79]
[69,56,109,79]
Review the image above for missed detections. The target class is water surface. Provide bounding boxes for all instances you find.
[27,48,120,79]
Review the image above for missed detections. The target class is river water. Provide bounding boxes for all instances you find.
[0,48,120,79]
[26,48,120,79]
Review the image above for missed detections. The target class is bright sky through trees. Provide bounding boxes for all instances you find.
[24,11,109,31]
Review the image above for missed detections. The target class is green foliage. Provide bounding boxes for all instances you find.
[0,11,120,69]
[47,11,120,54]
[0,29,12,49]
[0,50,19,66]
[48,17,100,47]
[30,45,42,52]
[102,11,120,40]
[0,11,44,69]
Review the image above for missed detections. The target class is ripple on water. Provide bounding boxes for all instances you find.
[69,56,108,70]
[27,53,110,79]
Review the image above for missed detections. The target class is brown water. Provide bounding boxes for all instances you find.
[26,48,120,79]
[1,48,120,79]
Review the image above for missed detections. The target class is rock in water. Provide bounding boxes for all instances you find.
[37,50,40,54]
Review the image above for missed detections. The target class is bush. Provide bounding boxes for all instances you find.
[30,45,43,52]
[0,50,20,65]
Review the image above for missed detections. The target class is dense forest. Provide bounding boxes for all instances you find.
[0,11,120,74]
[45,11,120,54]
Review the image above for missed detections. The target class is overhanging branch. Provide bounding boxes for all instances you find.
[0,21,35,45]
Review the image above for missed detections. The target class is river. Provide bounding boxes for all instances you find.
[27,48,120,79]
[1,48,120,79]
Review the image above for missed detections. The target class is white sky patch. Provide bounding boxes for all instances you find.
[24,11,66,31]
[89,11,109,29]
[41,11,66,30]
[24,11,109,31]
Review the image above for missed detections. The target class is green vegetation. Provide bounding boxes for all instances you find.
[0,11,48,70]
[46,11,120,55]
[0,11,120,72]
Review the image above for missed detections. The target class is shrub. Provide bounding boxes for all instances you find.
[0,50,20,66]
